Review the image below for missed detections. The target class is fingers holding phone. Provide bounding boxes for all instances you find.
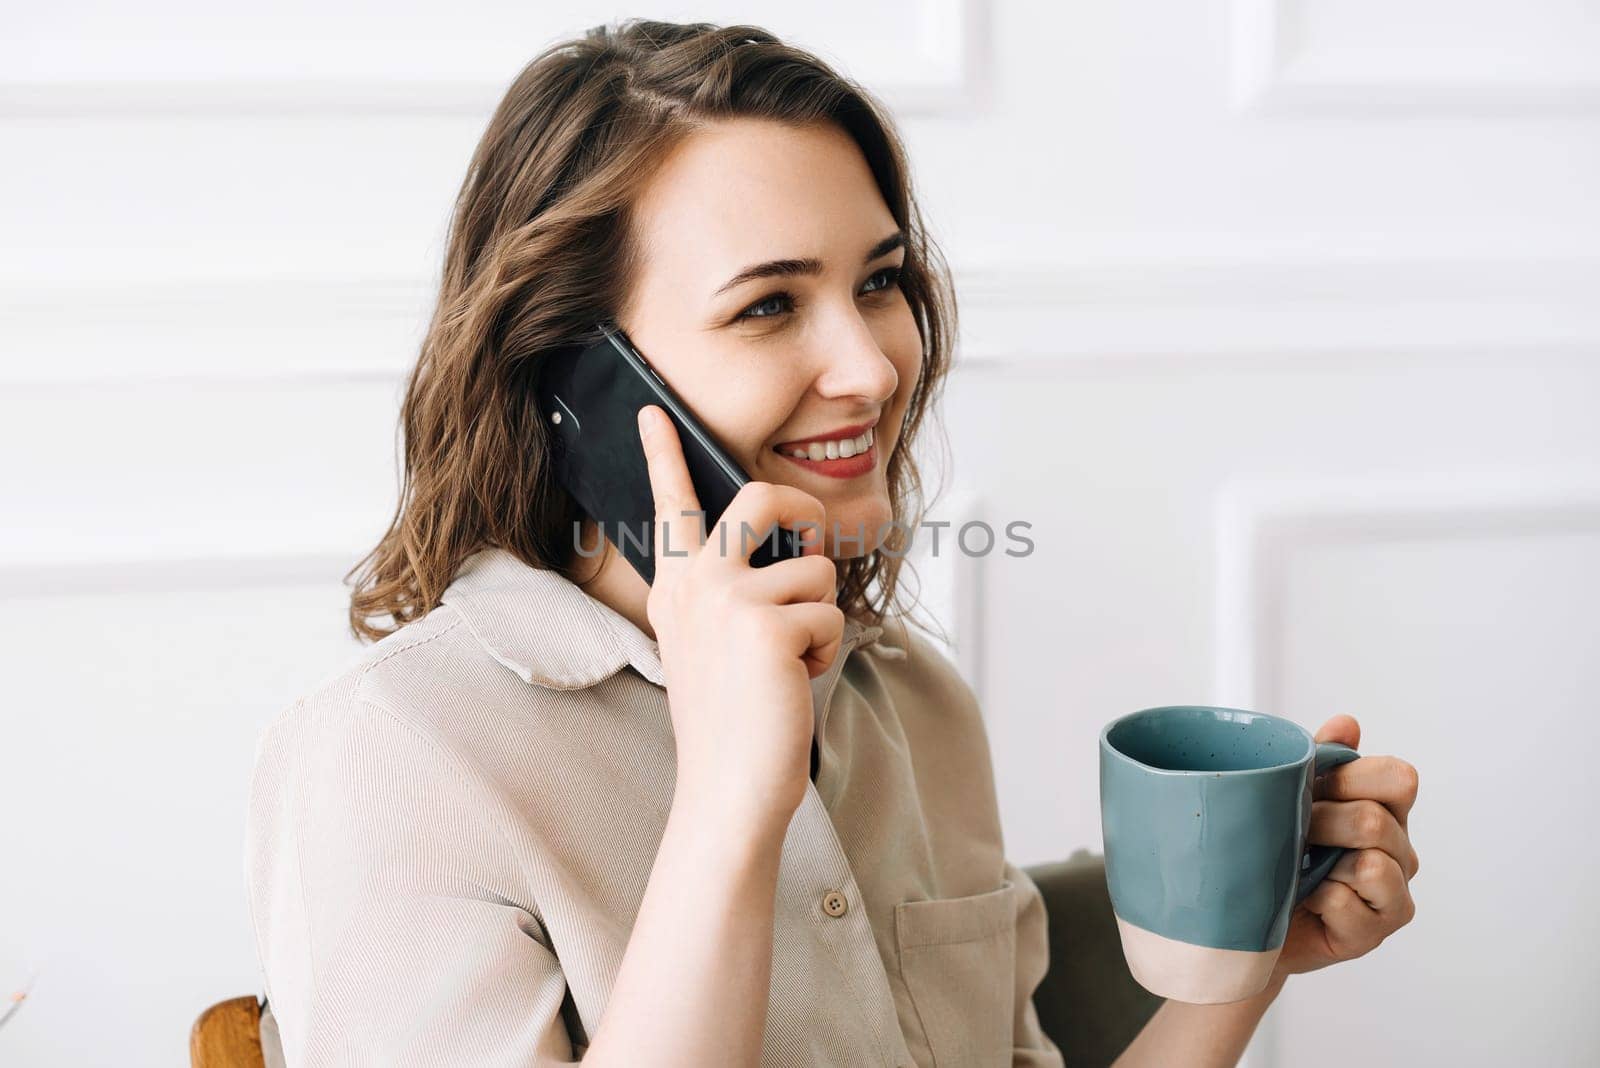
[636,404,845,831]
[636,404,708,580]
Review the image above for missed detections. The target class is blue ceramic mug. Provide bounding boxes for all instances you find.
[1099,705,1361,1003]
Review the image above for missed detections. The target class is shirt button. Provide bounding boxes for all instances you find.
[821,889,848,917]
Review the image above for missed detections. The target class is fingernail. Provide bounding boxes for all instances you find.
[637,407,655,438]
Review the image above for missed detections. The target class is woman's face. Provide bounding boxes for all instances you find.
[617,117,923,559]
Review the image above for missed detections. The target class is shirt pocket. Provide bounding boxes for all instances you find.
[894,878,1018,1067]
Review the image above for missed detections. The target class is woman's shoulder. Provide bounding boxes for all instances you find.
[243,605,537,980]
[244,599,558,868]
[265,603,469,723]
[251,600,521,785]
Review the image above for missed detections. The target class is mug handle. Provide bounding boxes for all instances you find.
[1293,742,1362,906]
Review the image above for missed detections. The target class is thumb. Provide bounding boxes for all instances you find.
[1313,713,1361,749]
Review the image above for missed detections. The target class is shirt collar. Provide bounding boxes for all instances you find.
[439,546,891,690]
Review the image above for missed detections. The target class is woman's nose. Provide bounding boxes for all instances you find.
[812,317,900,401]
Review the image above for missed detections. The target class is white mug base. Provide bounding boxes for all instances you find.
[1114,914,1280,1004]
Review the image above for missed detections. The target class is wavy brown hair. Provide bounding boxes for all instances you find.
[347,18,958,642]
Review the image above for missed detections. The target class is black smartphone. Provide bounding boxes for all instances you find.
[534,322,805,585]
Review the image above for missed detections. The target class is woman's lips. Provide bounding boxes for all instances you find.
[773,434,878,479]
[772,420,877,451]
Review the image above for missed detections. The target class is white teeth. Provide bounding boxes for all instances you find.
[784,426,876,462]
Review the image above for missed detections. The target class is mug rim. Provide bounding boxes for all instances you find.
[1100,704,1315,777]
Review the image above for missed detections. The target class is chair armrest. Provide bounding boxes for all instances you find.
[1025,849,1164,1067]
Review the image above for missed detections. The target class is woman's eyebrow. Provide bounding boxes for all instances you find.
[711,230,905,297]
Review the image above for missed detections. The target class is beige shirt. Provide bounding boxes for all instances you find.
[245,546,1065,1067]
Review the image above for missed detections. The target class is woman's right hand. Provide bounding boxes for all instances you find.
[636,404,844,835]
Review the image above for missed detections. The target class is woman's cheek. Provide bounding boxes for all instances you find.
[889,309,923,384]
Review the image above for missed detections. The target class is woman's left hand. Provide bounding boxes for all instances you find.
[1270,714,1421,985]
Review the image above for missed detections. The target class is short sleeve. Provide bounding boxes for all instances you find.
[245,693,579,1067]
[1005,859,1068,1067]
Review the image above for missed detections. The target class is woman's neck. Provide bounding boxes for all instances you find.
[563,519,655,641]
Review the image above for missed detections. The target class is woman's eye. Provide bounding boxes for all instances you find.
[736,293,792,321]
[733,267,902,323]
[862,266,902,294]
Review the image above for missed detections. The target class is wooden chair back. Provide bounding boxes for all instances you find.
[189,995,266,1068]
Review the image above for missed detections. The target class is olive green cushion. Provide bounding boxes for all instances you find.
[1025,849,1165,1067]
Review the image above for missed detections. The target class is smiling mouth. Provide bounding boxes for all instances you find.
[770,426,879,480]
[773,425,876,461]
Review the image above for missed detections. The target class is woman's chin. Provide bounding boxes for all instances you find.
[818,501,895,559]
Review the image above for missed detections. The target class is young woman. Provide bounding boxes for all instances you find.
[245,20,1421,1068]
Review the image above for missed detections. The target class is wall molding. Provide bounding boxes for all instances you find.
[0,275,434,387]
[1212,468,1600,1068]
[0,0,988,118]
[0,549,363,599]
[5,257,1599,387]
[1230,0,1600,115]
[1214,469,1600,710]
[953,257,1600,366]
[0,515,383,599]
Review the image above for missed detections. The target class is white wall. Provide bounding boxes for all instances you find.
[2,2,1596,1064]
